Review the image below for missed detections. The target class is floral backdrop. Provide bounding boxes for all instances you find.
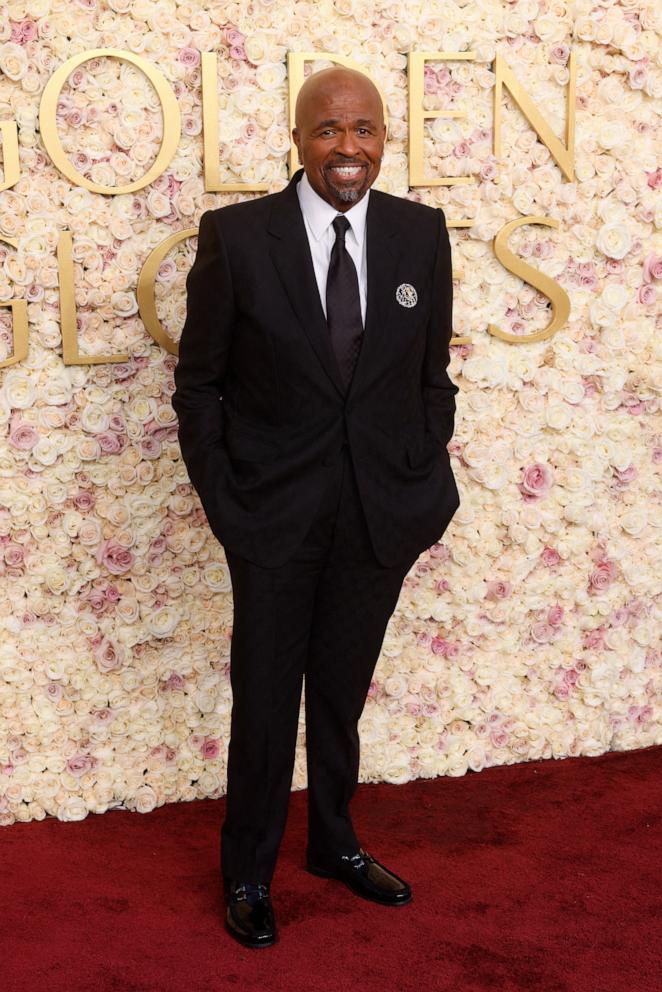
[0,0,660,826]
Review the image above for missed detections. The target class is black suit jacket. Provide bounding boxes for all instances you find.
[172,168,460,568]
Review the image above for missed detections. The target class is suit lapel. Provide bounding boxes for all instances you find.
[267,172,401,402]
[346,189,399,400]
[268,169,346,397]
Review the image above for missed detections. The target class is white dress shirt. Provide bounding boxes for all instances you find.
[296,171,369,326]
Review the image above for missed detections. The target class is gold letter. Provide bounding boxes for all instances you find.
[494,51,576,181]
[489,216,570,343]
[0,236,28,368]
[408,51,476,188]
[201,52,268,193]
[57,230,129,364]
[40,49,181,195]
[287,53,389,177]
[0,121,20,191]
[137,229,196,354]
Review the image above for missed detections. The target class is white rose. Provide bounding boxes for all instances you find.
[56,796,89,822]
[596,121,627,150]
[595,222,631,260]
[600,283,629,312]
[2,369,36,409]
[0,42,28,81]
[147,606,180,639]
[203,563,232,592]
[255,62,286,90]
[132,785,158,813]
[619,508,647,536]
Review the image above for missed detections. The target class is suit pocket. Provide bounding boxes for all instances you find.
[224,426,280,463]
[406,435,440,472]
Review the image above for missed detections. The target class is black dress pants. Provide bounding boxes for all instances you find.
[220,443,418,884]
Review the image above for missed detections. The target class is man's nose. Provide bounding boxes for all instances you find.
[334,129,361,156]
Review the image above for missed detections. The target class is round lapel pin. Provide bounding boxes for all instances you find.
[396,283,417,308]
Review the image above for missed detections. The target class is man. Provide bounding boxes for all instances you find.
[171,65,460,948]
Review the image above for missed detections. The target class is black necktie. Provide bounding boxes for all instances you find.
[326,214,364,391]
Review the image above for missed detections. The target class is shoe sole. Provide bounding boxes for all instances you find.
[306,864,413,906]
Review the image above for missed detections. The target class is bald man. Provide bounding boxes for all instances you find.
[172,66,460,948]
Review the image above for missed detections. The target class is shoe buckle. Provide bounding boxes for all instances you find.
[342,852,368,870]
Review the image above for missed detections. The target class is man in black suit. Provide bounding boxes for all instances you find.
[171,65,460,948]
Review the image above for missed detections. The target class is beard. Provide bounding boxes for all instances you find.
[323,164,371,204]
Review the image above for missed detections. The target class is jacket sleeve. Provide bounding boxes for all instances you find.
[171,209,234,533]
[422,208,459,449]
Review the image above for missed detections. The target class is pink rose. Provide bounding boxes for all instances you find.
[73,490,94,511]
[9,422,39,450]
[96,538,134,575]
[646,167,661,190]
[4,544,24,567]
[629,66,647,89]
[98,432,123,454]
[583,625,606,649]
[177,47,200,67]
[638,283,656,305]
[519,462,553,500]
[550,44,569,64]
[614,464,637,483]
[589,559,617,593]
[91,708,114,723]
[84,589,108,614]
[485,580,511,600]
[105,585,120,603]
[642,253,662,283]
[201,738,220,759]
[225,27,245,45]
[429,543,450,560]
[541,546,561,566]
[141,437,162,459]
[480,160,497,181]
[453,140,471,159]
[548,604,564,625]
[531,622,553,643]
[66,755,96,778]
[490,728,509,748]
[93,635,125,672]
[10,18,38,43]
[44,683,63,702]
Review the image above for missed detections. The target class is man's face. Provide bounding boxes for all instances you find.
[292,75,386,212]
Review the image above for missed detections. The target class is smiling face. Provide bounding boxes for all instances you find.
[292,69,386,212]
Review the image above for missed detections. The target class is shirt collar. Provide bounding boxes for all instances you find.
[297,170,369,247]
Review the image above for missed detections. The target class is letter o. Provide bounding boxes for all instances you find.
[39,48,181,195]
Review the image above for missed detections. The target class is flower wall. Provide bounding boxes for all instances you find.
[0,0,660,826]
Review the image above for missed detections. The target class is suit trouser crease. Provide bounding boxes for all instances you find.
[220,445,415,883]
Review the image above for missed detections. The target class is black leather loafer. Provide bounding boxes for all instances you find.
[306,848,412,906]
[223,877,277,948]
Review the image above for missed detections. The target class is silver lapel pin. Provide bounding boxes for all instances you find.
[396,283,417,308]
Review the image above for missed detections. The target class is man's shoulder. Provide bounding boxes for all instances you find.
[370,187,445,227]
[203,188,280,228]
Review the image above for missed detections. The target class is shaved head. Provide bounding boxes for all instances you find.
[294,67,384,130]
[292,67,386,211]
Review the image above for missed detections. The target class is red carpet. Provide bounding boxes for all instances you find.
[3,745,661,992]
